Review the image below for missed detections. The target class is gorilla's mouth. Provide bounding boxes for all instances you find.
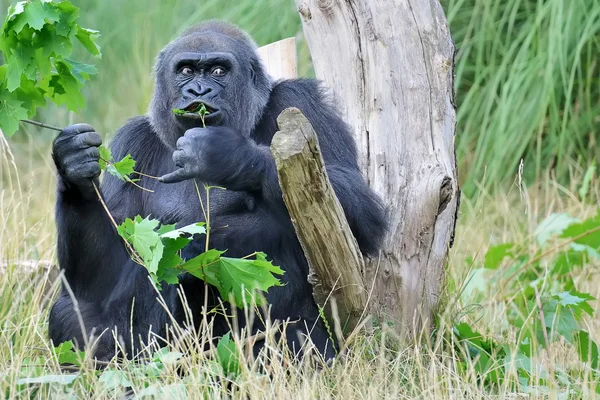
[182,101,218,115]
[173,100,223,126]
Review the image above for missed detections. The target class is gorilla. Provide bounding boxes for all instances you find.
[49,21,385,361]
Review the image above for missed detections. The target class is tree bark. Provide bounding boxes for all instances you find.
[294,0,459,336]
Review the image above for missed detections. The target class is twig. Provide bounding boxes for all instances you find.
[134,170,162,180]
[92,181,143,266]
[21,119,62,132]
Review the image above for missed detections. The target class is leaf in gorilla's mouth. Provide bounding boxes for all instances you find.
[172,102,214,116]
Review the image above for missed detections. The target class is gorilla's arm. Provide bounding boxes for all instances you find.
[52,125,134,303]
[53,119,152,302]
[254,80,387,255]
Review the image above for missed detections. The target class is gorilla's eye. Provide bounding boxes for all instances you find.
[211,66,226,77]
[180,66,194,76]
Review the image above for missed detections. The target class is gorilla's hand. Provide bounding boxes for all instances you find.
[159,126,262,188]
[52,124,103,194]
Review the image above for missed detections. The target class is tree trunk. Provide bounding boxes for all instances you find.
[294,0,459,336]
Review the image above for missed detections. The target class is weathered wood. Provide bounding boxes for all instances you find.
[271,107,366,328]
[257,38,298,80]
[295,0,459,336]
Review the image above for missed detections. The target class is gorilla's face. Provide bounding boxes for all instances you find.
[149,26,271,149]
[169,51,233,128]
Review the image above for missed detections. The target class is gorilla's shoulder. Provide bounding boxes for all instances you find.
[269,78,332,107]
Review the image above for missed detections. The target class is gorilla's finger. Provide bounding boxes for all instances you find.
[80,160,101,179]
[83,131,103,147]
[71,132,102,150]
[61,123,95,137]
[176,136,190,149]
[172,149,187,167]
[85,146,100,160]
[159,168,192,184]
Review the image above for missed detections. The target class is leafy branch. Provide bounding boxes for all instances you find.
[0,0,101,136]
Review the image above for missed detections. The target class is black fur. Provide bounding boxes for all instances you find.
[49,21,386,362]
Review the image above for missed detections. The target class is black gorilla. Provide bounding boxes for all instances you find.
[49,21,385,361]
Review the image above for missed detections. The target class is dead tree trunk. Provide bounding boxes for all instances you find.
[293,0,459,336]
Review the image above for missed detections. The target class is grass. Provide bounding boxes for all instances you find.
[2,137,600,397]
[1,0,600,398]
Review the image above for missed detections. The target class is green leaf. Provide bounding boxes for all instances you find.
[155,236,189,279]
[98,145,111,170]
[54,1,79,37]
[75,26,101,56]
[66,58,98,84]
[45,60,84,111]
[98,370,132,390]
[0,0,101,137]
[483,243,515,269]
[217,332,241,376]
[535,213,579,247]
[160,222,206,239]
[0,97,29,136]
[201,255,284,308]
[553,291,595,317]
[539,292,594,344]
[180,249,225,277]
[53,340,85,366]
[22,0,59,31]
[575,330,599,369]
[117,216,163,274]
[560,212,600,249]
[106,154,136,181]
[152,347,183,364]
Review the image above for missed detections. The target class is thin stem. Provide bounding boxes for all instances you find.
[92,181,144,266]
[92,181,118,229]
[127,179,154,193]
[205,184,211,249]
[21,119,62,132]
[134,170,162,180]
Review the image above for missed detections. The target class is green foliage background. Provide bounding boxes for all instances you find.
[2,0,598,197]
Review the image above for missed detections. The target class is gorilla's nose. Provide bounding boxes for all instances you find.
[185,85,212,98]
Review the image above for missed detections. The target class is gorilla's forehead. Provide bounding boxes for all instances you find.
[167,32,252,58]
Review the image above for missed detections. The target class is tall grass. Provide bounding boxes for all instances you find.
[447,0,600,195]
